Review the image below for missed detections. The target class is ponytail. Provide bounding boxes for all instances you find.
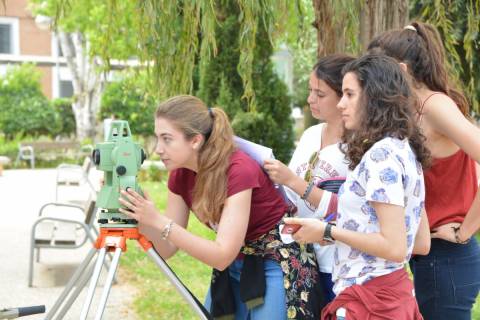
[368,21,469,116]
[194,107,235,223]
[412,22,469,116]
[156,95,235,223]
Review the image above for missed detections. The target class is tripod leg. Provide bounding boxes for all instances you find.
[93,247,122,320]
[54,263,95,320]
[86,231,117,284]
[145,248,210,320]
[80,247,107,320]
[45,247,97,320]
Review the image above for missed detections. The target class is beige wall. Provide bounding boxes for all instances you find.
[1,0,53,97]
[20,14,51,56]
[1,0,29,17]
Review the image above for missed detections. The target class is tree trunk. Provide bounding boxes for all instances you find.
[359,0,409,51]
[58,31,104,141]
[309,0,409,128]
[312,0,339,57]
[312,0,409,56]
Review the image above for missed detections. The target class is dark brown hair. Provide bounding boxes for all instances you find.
[313,54,356,97]
[367,21,469,116]
[156,95,235,223]
[341,54,430,170]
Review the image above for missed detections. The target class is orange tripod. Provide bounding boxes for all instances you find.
[45,227,211,320]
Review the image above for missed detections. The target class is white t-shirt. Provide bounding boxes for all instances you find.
[332,137,425,295]
[286,123,349,273]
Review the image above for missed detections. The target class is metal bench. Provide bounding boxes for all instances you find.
[55,156,96,202]
[28,200,98,287]
[16,141,93,169]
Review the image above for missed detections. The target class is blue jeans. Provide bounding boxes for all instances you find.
[319,272,335,303]
[409,238,480,320]
[204,259,287,320]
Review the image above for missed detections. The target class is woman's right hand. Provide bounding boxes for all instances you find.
[431,222,462,243]
[263,159,296,187]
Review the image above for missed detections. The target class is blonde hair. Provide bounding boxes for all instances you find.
[156,95,236,223]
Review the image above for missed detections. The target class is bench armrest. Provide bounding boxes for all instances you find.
[38,202,85,217]
[31,216,94,248]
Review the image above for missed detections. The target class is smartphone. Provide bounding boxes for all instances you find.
[281,224,301,234]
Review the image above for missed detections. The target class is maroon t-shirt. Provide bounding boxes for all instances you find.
[168,150,287,241]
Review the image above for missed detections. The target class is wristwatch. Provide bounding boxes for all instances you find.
[323,222,336,243]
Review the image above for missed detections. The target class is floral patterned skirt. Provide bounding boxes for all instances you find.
[241,221,325,319]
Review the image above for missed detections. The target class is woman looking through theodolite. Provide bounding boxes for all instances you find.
[118,95,325,320]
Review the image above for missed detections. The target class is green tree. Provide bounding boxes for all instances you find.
[47,1,299,107]
[51,97,76,137]
[0,64,60,139]
[100,73,156,137]
[30,0,139,140]
[197,1,294,162]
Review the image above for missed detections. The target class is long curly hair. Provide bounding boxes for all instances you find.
[340,54,431,170]
[156,95,235,223]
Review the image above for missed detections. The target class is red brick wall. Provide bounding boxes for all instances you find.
[1,0,53,97]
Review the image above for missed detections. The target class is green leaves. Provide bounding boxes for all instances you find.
[0,64,60,139]
[413,0,480,113]
[39,0,301,111]
[197,2,294,162]
[99,72,156,137]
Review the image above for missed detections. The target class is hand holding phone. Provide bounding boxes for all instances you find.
[281,223,301,234]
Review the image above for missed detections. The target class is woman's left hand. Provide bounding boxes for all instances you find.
[431,222,461,243]
[118,188,167,229]
[283,217,326,244]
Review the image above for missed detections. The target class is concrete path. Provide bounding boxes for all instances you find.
[0,169,138,320]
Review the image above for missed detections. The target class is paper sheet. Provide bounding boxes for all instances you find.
[234,136,289,202]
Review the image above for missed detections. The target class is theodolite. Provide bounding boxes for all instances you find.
[92,120,146,227]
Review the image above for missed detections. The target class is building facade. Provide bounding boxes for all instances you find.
[0,0,73,99]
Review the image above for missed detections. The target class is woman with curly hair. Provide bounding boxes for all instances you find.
[285,54,431,319]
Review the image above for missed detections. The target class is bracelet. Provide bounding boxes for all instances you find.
[452,226,470,244]
[301,181,315,200]
[161,220,174,240]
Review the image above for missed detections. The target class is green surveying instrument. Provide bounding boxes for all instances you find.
[92,120,146,227]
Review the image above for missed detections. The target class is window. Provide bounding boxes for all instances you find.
[0,24,12,53]
[59,80,74,98]
[0,17,19,55]
[52,66,72,98]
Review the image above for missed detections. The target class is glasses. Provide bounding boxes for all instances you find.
[304,150,320,182]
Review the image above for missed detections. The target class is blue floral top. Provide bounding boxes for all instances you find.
[332,137,425,295]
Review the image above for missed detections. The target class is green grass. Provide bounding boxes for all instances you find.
[474,297,480,320]
[121,181,215,319]
[121,180,480,319]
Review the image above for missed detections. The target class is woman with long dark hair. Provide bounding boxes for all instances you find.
[263,54,354,303]
[285,54,431,319]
